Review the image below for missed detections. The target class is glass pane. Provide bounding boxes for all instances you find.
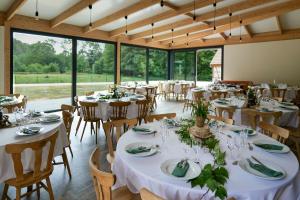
[13,32,72,111]
[149,49,168,85]
[121,45,146,83]
[174,51,195,81]
[76,40,115,95]
[197,49,221,82]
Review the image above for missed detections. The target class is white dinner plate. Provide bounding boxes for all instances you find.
[40,114,60,123]
[16,126,44,136]
[160,159,201,181]
[239,158,286,180]
[252,139,290,153]
[125,142,158,157]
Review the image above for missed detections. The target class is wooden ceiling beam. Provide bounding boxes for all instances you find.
[130,0,274,41]
[0,12,5,25]
[219,32,228,40]
[160,0,300,45]
[51,0,98,28]
[275,16,283,34]
[84,0,160,33]
[109,0,224,37]
[5,0,28,21]
[244,25,253,38]
[163,1,194,19]
[172,28,300,49]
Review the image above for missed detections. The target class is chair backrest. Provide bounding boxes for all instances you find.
[5,130,58,182]
[207,115,234,125]
[3,101,25,113]
[61,104,75,113]
[233,90,244,97]
[74,96,81,116]
[271,88,286,102]
[258,121,289,143]
[210,91,227,100]
[125,87,136,93]
[136,99,150,124]
[257,110,282,126]
[79,101,99,121]
[62,110,74,139]
[242,108,258,129]
[192,91,204,103]
[109,101,131,120]
[145,113,176,123]
[86,91,95,96]
[140,188,163,200]
[89,148,116,200]
[146,87,156,97]
[215,106,236,119]
[168,83,175,92]
[103,119,138,159]
[180,84,189,95]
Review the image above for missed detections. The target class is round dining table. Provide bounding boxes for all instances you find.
[112,121,300,200]
[0,114,68,183]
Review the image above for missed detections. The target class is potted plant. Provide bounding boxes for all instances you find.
[192,100,209,127]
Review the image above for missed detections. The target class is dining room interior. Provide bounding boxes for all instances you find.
[0,0,300,200]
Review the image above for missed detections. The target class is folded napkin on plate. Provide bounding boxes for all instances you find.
[22,128,39,135]
[279,106,297,111]
[164,119,180,127]
[259,108,272,112]
[215,101,228,105]
[254,143,283,151]
[132,127,152,132]
[126,146,151,154]
[233,129,254,135]
[247,159,283,177]
[172,160,190,177]
[280,102,294,106]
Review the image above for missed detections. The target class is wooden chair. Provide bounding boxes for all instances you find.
[140,188,163,200]
[103,118,138,165]
[136,99,150,125]
[176,84,189,101]
[109,101,131,120]
[1,130,58,200]
[232,90,244,97]
[164,83,175,100]
[292,89,300,108]
[215,106,236,119]
[210,91,228,100]
[9,93,21,98]
[257,110,282,126]
[207,115,234,125]
[3,101,25,113]
[145,113,176,123]
[183,90,204,112]
[79,101,101,144]
[125,87,136,94]
[86,91,95,96]
[145,87,156,98]
[61,104,75,113]
[89,148,140,200]
[258,121,289,144]
[271,88,286,102]
[242,108,259,129]
[74,96,83,136]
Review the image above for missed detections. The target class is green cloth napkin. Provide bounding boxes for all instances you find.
[255,143,284,151]
[132,127,152,132]
[280,102,294,106]
[126,146,151,154]
[216,101,228,105]
[172,160,190,177]
[279,106,297,111]
[247,159,283,177]
[22,128,39,135]
[233,129,254,135]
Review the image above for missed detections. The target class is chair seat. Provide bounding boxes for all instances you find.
[83,117,101,122]
[113,186,141,200]
[106,152,115,164]
[5,167,53,188]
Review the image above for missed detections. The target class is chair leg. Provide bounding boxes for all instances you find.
[80,121,87,142]
[95,121,98,145]
[16,187,21,200]
[75,117,82,136]
[36,183,40,200]
[45,177,54,200]
[62,148,72,179]
[1,184,9,200]
[27,185,33,197]
[68,145,74,158]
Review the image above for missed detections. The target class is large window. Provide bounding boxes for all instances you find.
[76,40,115,96]
[13,32,72,111]
[149,49,168,83]
[173,51,195,81]
[121,45,146,83]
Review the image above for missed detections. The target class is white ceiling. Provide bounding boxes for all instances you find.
[1,0,300,41]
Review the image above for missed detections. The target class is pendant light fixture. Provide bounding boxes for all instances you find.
[229,11,232,38]
[89,4,93,28]
[151,23,154,39]
[213,0,217,32]
[171,28,174,45]
[125,15,128,35]
[160,0,164,7]
[186,33,189,46]
[193,0,196,21]
[35,0,39,20]
[239,17,243,42]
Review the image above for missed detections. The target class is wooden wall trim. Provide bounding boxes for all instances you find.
[116,41,121,84]
[0,12,5,26]
[4,22,11,94]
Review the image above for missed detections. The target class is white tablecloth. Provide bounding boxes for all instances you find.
[113,122,300,200]
[186,88,243,101]
[163,82,193,95]
[258,87,299,102]
[0,115,68,183]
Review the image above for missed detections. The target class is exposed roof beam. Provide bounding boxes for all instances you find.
[244,25,253,38]
[84,0,160,33]
[130,0,274,41]
[219,32,228,40]
[109,0,224,37]
[0,12,5,25]
[162,0,300,46]
[275,16,283,34]
[5,0,28,21]
[51,0,98,28]
[172,28,300,49]
[163,1,194,19]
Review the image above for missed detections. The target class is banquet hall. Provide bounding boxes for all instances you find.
[0,0,300,200]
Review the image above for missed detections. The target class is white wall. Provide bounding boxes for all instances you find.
[224,39,300,86]
[0,26,4,94]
